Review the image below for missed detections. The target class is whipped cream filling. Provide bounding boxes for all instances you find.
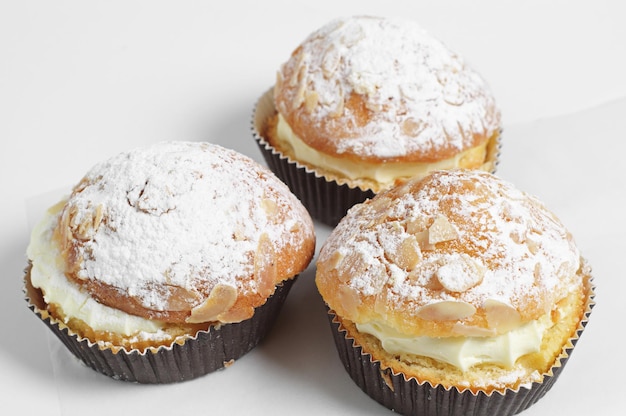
[27,201,167,338]
[275,113,488,188]
[356,314,553,371]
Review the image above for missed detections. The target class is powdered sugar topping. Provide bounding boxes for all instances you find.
[318,170,581,321]
[276,16,501,160]
[60,141,312,313]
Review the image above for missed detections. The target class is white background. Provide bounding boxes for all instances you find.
[1,1,624,415]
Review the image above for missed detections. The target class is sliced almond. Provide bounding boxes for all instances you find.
[93,204,104,232]
[335,250,367,281]
[414,230,435,251]
[304,90,319,112]
[526,234,541,254]
[321,44,340,79]
[509,230,525,244]
[370,195,389,209]
[254,233,277,298]
[288,52,306,87]
[417,300,476,321]
[406,215,429,234]
[428,214,459,244]
[68,203,104,241]
[484,299,522,331]
[373,292,389,316]
[318,250,350,283]
[395,235,422,271]
[260,197,279,217]
[186,283,237,323]
[383,234,422,271]
[435,254,484,293]
[402,117,425,137]
[294,76,307,108]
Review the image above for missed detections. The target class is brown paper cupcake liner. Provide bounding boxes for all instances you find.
[252,87,502,227]
[24,265,296,384]
[324,272,594,416]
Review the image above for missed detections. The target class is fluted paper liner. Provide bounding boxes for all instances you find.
[24,264,296,384]
[324,270,595,416]
[252,87,502,227]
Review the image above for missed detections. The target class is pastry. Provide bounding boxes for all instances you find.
[253,16,501,225]
[25,141,316,383]
[315,169,594,415]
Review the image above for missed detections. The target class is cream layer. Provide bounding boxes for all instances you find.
[27,201,168,338]
[356,314,553,372]
[275,113,488,188]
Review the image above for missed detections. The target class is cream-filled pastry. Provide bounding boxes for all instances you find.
[25,141,315,382]
[254,15,501,225]
[315,169,594,414]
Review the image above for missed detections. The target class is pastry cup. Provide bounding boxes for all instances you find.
[323,269,595,416]
[24,264,296,384]
[252,88,501,227]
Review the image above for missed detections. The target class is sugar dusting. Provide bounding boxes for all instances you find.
[61,141,311,312]
[277,16,500,159]
[318,170,581,317]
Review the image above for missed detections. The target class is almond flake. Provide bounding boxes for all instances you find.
[428,214,459,244]
[186,283,237,323]
[416,300,476,321]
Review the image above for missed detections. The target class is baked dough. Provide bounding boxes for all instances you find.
[32,142,315,333]
[316,169,593,392]
[268,16,501,192]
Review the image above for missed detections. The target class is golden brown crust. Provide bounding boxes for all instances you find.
[51,142,315,325]
[316,170,582,338]
[274,16,501,164]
